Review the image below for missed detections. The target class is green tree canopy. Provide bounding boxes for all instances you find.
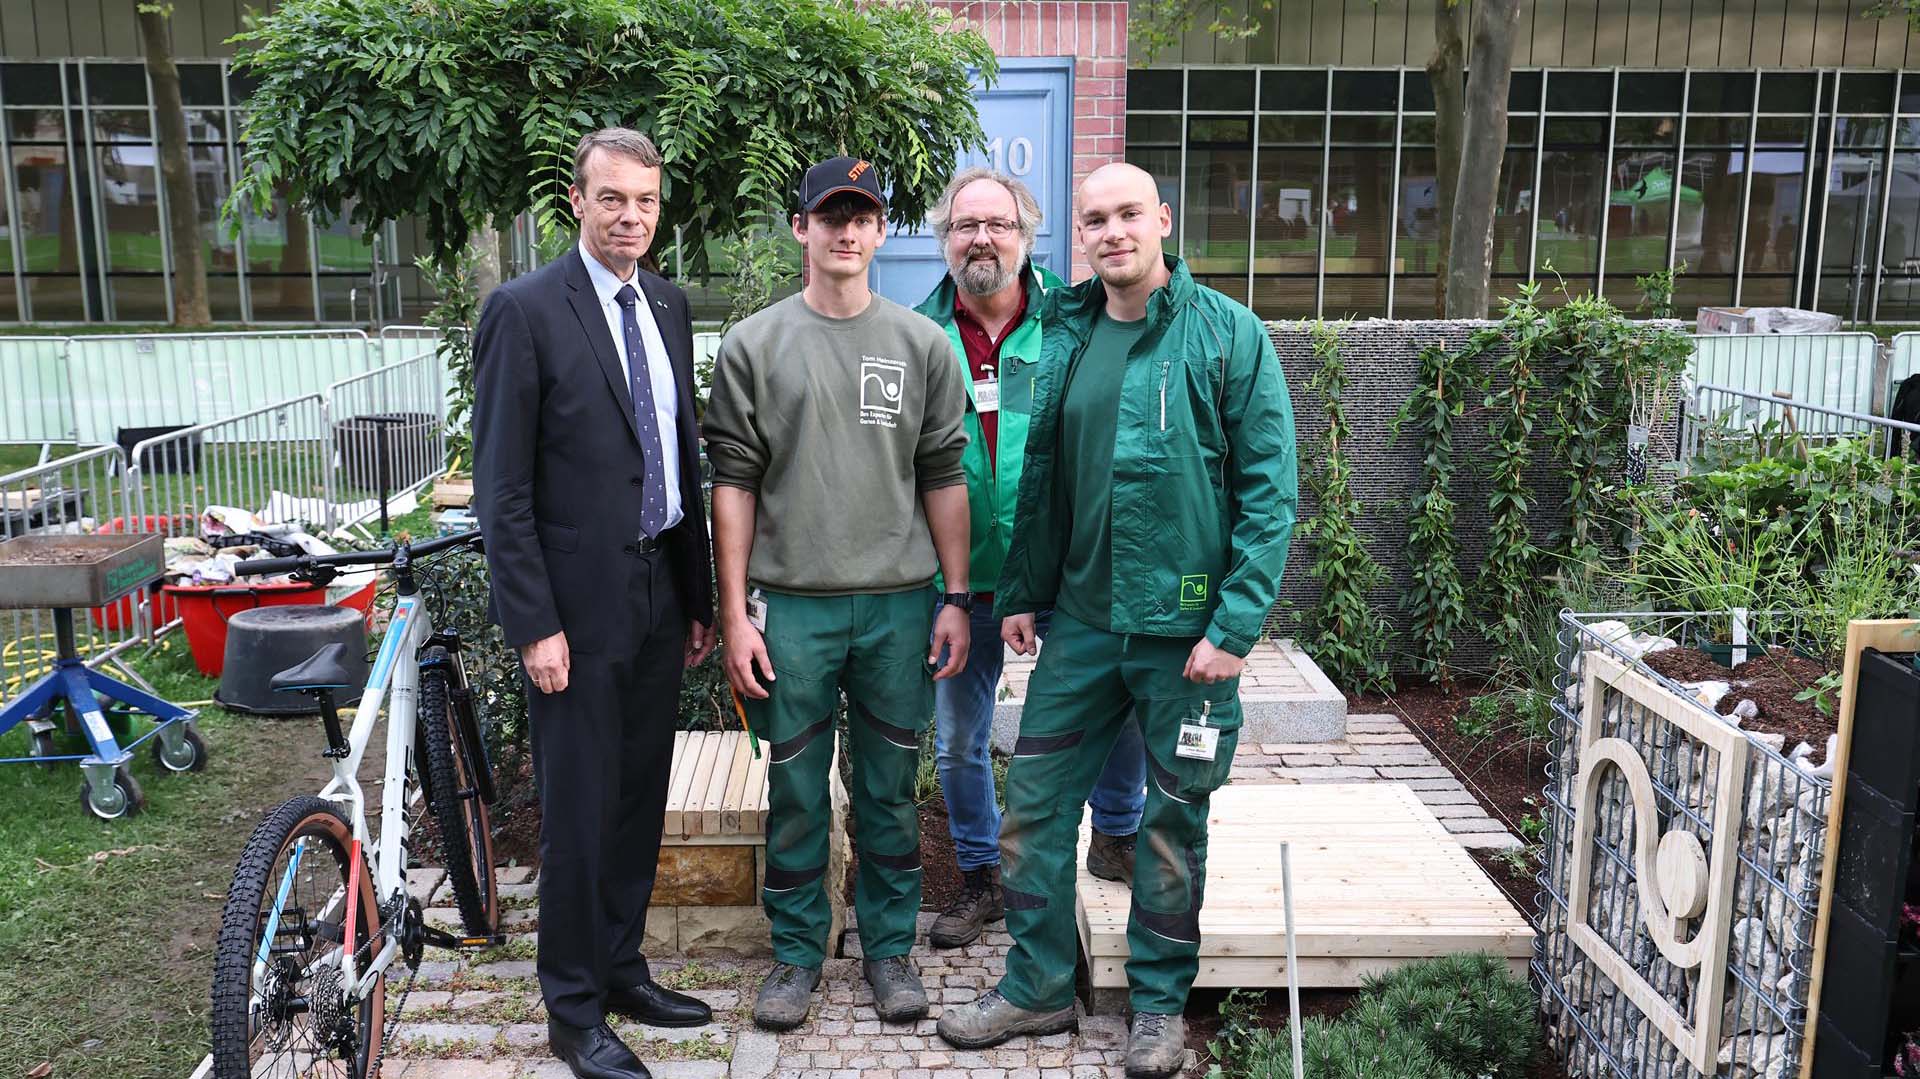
[227,0,997,271]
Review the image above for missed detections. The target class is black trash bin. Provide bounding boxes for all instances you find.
[331,412,437,491]
[215,605,370,716]
[117,424,202,474]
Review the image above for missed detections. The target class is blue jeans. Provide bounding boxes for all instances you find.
[933,598,1146,871]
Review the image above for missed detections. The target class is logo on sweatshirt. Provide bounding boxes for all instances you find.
[860,357,907,428]
[1179,574,1209,610]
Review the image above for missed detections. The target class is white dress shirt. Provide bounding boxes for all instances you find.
[579,241,684,530]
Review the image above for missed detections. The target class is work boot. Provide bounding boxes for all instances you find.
[929,865,1005,948]
[751,962,822,1032]
[936,988,1077,1049]
[1124,1012,1188,1078]
[862,955,930,1023]
[1086,829,1137,884]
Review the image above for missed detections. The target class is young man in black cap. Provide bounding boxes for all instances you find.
[704,156,973,1031]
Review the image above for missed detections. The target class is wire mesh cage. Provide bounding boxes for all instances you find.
[1537,610,1834,1079]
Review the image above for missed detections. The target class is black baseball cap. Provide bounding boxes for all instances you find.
[799,155,886,213]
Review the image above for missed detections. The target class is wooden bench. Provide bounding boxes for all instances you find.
[646,730,848,956]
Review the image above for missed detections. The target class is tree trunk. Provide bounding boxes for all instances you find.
[1444,0,1520,318]
[1427,0,1466,316]
[470,218,502,305]
[138,5,210,326]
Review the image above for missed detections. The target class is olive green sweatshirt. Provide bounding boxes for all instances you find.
[703,291,969,595]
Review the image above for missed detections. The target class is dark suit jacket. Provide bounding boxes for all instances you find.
[471,249,714,654]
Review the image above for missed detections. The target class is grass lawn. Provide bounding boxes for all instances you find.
[0,504,440,1077]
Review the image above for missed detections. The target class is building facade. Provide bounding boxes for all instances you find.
[2,0,1918,323]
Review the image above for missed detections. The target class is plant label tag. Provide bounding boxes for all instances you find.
[1175,720,1219,761]
[746,589,768,633]
[973,378,1000,414]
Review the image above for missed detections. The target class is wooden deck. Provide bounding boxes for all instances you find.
[1075,782,1535,990]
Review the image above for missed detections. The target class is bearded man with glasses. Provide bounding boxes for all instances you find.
[910,168,1149,952]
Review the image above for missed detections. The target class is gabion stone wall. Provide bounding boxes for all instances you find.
[1263,319,1684,674]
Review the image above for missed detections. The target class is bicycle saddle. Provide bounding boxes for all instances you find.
[270,643,357,693]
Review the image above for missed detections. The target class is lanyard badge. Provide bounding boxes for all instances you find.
[1175,700,1221,762]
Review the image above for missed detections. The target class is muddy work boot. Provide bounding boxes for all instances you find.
[936,988,1077,1049]
[751,962,822,1031]
[1085,829,1137,884]
[1124,1012,1188,1077]
[862,955,930,1023]
[929,865,1005,948]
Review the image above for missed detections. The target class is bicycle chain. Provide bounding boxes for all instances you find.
[364,961,417,1079]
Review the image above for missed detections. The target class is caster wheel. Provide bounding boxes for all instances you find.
[81,766,145,821]
[152,726,209,773]
[28,727,60,771]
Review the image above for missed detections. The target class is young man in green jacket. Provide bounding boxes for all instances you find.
[704,156,973,1032]
[937,163,1299,1077]
[913,167,1150,950]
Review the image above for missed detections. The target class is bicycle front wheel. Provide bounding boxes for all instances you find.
[210,796,385,1079]
[419,646,499,935]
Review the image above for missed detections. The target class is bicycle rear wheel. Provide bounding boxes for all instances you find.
[210,795,384,1079]
[419,646,499,935]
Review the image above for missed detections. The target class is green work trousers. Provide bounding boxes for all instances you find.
[996,610,1240,1015]
[743,586,936,969]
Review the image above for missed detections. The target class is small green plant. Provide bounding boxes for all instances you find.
[418,244,481,467]
[1203,988,1270,1077]
[913,722,941,805]
[1454,695,1499,741]
[1227,1013,1462,1079]
[1300,321,1395,695]
[1357,952,1541,1077]
[1635,260,1687,320]
[1475,285,1547,664]
[1793,670,1843,717]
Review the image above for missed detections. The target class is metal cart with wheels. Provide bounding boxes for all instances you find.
[0,534,209,819]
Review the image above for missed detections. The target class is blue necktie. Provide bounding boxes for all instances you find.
[615,284,670,539]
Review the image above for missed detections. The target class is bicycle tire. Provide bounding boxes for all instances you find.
[210,795,384,1079]
[419,646,499,935]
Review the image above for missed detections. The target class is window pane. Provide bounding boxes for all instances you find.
[2,64,63,107]
[1253,117,1321,315]
[241,180,315,320]
[1816,145,1884,317]
[97,142,163,273]
[1125,121,1182,253]
[1329,115,1392,144]
[1326,143,1393,297]
[1128,69,1181,111]
[1877,150,1920,320]
[190,144,243,321]
[1394,146,1442,314]
[315,201,373,321]
[1189,70,1253,112]
[179,64,225,107]
[1260,70,1324,112]
[1546,71,1611,112]
[1404,76,1435,113]
[1250,274,1315,319]
[1508,71,1543,113]
[1536,118,1607,285]
[1668,146,1745,284]
[1838,72,1895,115]
[90,108,150,142]
[1740,138,1810,295]
[12,122,90,320]
[1602,116,1680,297]
[1687,72,1756,114]
[1618,72,1683,114]
[1184,116,1251,279]
[1673,271,1734,314]
[1332,70,1397,112]
[1760,72,1817,115]
[84,64,148,107]
[1322,274,1385,317]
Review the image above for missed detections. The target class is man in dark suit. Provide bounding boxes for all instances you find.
[472,128,716,1079]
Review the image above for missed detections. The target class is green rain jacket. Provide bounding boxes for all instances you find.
[995,254,1299,657]
[914,261,1064,595]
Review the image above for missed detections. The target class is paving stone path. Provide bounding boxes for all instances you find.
[364,713,1518,1078]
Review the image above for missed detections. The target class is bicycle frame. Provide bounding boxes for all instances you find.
[249,588,434,1002]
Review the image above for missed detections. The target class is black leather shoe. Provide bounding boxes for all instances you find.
[548,1018,650,1079]
[606,979,713,1028]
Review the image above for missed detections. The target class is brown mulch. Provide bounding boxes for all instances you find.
[1640,645,1838,764]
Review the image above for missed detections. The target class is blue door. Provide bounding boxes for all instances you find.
[870,57,1074,308]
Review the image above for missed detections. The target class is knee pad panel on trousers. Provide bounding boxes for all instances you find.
[1011,730,1085,757]
[763,860,827,893]
[865,846,923,873]
[770,714,835,765]
[851,700,919,751]
[1131,844,1205,944]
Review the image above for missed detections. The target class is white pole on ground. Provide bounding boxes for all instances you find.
[1282,840,1304,1078]
[1732,606,1750,667]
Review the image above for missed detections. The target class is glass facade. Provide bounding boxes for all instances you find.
[0,59,420,323]
[1128,66,1920,321]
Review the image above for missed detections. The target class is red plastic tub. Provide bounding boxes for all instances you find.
[165,575,377,676]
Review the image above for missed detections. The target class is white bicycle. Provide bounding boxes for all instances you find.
[209,530,501,1078]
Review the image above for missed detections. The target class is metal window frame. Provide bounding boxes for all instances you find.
[1245,70,1260,306]
[226,58,253,323]
[0,70,29,319]
[1668,71,1693,282]
[1529,70,1548,287]
[1316,66,1331,318]
[1870,69,1903,325]
[58,61,94,322]
[142,59,176,325]
[1595,68,1619,298]
[1385,68,1405,318]
[76,62,115,322]
[1732,69,1759,305]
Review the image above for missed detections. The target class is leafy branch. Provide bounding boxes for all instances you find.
[1391,341,1471,687]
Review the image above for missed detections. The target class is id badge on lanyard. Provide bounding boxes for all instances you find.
[1175,700,1221,762]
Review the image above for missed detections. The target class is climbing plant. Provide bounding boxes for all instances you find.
[1301,321,1395,694]
[1548,290,1628,592]
[1391,340,1471,687]
[1473,286,1548,663]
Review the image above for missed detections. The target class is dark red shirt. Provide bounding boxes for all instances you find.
[951,285,1029,471]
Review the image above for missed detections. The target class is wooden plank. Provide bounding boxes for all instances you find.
[721,731,753,835]
[662,731,699,838]
[1798,618,1919,1079]
[742,742,771,835]
[699,731,735,836]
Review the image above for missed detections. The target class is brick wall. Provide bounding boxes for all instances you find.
[934,1,1128,282]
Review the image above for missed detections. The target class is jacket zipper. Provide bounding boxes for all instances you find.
[1158,359,1171,431]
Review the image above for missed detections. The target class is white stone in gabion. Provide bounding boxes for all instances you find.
[1717,1031,1793,1079]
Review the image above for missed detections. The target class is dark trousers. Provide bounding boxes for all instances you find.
[529,547,686,1029]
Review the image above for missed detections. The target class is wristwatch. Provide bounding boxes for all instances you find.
[940,592,975,612]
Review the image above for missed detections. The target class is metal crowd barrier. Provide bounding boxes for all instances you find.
[0,336,75,446]
[1681,381,1920,464]
[326,350,445,529]
[1687,332,1882,418]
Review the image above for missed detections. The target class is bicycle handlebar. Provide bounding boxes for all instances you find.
[233,530,483,579]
